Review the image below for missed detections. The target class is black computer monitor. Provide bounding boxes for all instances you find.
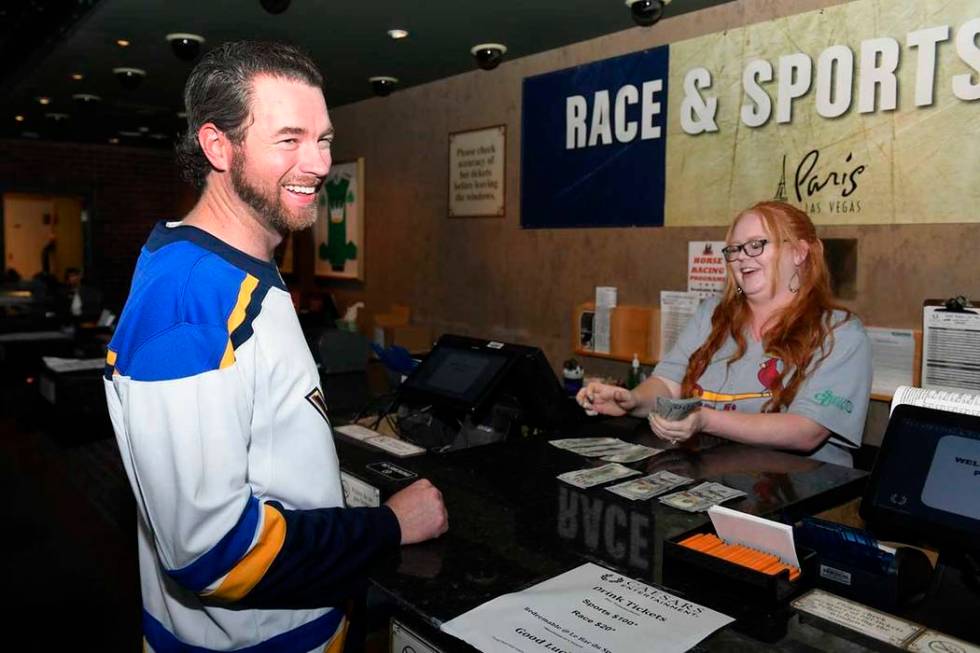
[860,404,980,558]
[398,334,575,429]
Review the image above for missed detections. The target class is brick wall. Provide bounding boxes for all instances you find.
[0,139,195,309]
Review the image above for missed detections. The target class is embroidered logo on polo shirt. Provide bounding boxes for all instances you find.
[305,387,330,424]
[814,389,853,414]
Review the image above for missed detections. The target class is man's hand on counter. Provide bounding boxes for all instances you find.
[386,478,449,544]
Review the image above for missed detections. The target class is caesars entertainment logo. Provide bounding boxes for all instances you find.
[773,150,867,216]
[594,572,705,618]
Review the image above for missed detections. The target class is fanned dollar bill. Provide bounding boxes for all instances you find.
[654,396,702,421]
[550,438,637,458]
[659,481,746,512]
[549,437,622,451]
[557,463,641,489]
[605,470,694,500]
[600,444,663,463]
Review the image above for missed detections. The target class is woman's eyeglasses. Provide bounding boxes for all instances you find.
[721,238,770,262]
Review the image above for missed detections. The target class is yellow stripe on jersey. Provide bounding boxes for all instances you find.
[219,274,259,369]
[106,350,118,366]
[207,503,286,601]
[323,616,349,653]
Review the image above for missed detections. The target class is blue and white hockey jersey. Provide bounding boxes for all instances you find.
[104,221,400,653]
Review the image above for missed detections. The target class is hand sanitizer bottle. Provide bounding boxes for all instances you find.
[627,353,641,389]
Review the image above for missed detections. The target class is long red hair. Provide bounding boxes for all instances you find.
[680,201,851,412]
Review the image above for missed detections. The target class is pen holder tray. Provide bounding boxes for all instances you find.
[662,529,817,615]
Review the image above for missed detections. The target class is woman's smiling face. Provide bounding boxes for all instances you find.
[727,211,799,302]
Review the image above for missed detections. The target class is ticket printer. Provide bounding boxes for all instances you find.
[852,404,980,642]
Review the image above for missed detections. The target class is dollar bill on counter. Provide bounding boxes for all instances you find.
[605,470,694,500]
[558,463,641,489]
[572,443,637,458]
[659,481,746,512]
[654,396,702,421]
[549,437,622,451]
[600,444,664,463]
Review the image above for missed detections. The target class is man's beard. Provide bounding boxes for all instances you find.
[230,148,318,234]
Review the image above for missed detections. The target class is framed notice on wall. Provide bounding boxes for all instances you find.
[449,125,505,218]
[314,158,365,280]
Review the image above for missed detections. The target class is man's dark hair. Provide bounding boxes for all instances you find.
[175,41,324,189]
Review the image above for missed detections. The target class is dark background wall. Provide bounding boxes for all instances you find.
[0,138,193,309]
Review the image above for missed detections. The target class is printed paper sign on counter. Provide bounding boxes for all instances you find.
[441,562,732,653]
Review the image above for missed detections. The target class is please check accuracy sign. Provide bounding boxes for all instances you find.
[440,563,732,653]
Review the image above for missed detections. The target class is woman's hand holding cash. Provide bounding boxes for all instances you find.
[648,396,705,445]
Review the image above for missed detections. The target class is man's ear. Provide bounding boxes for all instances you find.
[198,123,232,173]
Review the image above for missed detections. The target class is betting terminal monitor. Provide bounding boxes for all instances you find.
[860,404,980,560]
[397,334,575,431]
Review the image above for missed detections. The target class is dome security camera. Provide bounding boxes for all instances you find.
[470,43,507,71]
[113,67,146,90]
[166,33,205,61]
[260,0,290,14]
[626,0,670,27]
[369,76,399,97]
[72,94,101,117]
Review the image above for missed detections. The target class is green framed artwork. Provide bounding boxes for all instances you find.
[314,157,365,280]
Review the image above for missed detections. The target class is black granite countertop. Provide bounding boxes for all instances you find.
[336,421,870,649]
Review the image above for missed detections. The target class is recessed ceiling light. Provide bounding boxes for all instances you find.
[72,93,102,103]
[71,72,84,81]
[116,39,130,47]
[108,137,120,144]
[45,113,70,121]
[387,29,409,40]
[15,115,25,122]
[36,96,51,105]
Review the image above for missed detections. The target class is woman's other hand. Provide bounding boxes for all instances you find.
[576,382,636,417]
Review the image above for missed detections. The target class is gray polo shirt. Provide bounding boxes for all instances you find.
[654,297,872,467]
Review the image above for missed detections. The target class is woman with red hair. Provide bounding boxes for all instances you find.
[577,201,871,466]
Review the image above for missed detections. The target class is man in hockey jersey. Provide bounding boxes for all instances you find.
[104,41,448,652]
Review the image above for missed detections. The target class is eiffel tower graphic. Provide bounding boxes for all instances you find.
[773,155,788,201]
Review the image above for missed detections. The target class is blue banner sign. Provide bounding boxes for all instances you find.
[521,46,669,229]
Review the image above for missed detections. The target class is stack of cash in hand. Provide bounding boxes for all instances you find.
[550,437,662,463]
[659,481,746,512]
[605,470,694,501]
[653,396,702,421]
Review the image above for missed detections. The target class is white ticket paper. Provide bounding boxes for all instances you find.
[792,589,920,647]
[442,562,733,653]
[334,424,425,457]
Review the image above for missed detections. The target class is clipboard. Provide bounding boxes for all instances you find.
[921,298,980,392]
